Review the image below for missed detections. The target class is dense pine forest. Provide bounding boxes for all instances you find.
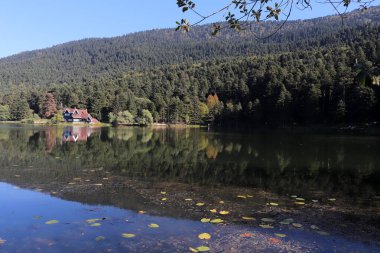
[0,7,379,126]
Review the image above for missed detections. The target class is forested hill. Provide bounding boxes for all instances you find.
[0,6,379,86]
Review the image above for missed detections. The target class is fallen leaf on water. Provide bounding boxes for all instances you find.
[242,216,256,221]
[260,224,274,229]
[148,223,159,228]
[210,209,217,213]
[219,201,225,204]
[246,195,253,198]
[201,218,210,223]
[270,202,279,206]
[45,220,59,225]
[121,233,136,238]
[240,233,254,238]
[275,233,287,238]
[196,246,210,252]
[95,236,105,241]
[210,218,223,223]
[161,198,167,201]
[312,200,318,203]
[269,237,281,244]
[294,202,305,205]
[189,247,198,252]
[296,198,305,201]
[185,198,192,201]
[261,218,275,223]
[290,195,297,198]
[219,210,229,215]
[196,203,205,206]
[316,231,330,236]
[138,211,146,214]
[90,223,102,227]
[237,195,247,199]
[68,182,76,185]
[94,184,103,186]
[292,223,303,228]
[86,219,101,223]
[161,192,167,194]
[198,233,211,240]
[328,198,336,201]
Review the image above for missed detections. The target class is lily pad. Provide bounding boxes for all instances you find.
[259,224,274,229]
[196,203,205,206]
[86,218,101,223]
[95,236,105,241]
[160,191,167,194]
[148,223,159,228]
[219,210,229,215]
[294,202,305,205]
[242,216,256,221]
[270,202,279,206]
[296,198,305,201]
[219,201,225,204]
[198,233,211,240]
[161,198,167,201]
[189,247,198,252]
[292,223,303,228]
[121,233,136,238]
[210,218,223,223]
[196,246,210,252]
[275,233,287,238]
[90,223,102,227]
[200,218,210,223]
[45,220,59,225]
[261,218,275,223]
[185,198,193,201]
[237,195,247,198]
[209,209,217,213]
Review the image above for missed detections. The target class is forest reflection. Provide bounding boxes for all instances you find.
[0,125,379,199]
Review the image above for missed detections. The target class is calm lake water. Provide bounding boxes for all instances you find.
[0,124,379,252]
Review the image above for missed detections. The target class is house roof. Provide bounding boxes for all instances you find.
[64,108,90,119]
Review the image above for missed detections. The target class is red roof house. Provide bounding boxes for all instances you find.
[63,108,100,124]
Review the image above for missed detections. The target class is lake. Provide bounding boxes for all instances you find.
[0,124,379,252]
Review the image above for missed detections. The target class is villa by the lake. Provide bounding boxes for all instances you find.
[63,108,100,124]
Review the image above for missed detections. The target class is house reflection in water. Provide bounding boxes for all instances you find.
[62,126,100,143]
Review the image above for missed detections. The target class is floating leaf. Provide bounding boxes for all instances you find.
[242,216,256,221]
[210,218,223,223]
[290,195,297,198]
[316,231,330,236]
[161,198,167,201]
[292,223,303,228]
[198,233,211,240]
[259,224,274,229]
[185,198,193,201]
[86,218,101,223]
[246,195,253,198]
[45,220,59,225]
[189,247,198,252]
[312,200,318,203]
[219,210,229,215]
[196,203,205,206]
[261,218,275,223]
[328,198,336,201]
[94,184,103,186]
[121,233,136,238]
[279,218,294,225]
[200,218,210,223]
[161,191,167,194]
[95,236,105,241]
[294,202,305,205]
[138,211,146,214]
[240,233,254,238]
[219,201,225,204]
[270,202,279,206]
[148,223,159,228]
[275,233,287,238]
[295,198,305,201]
[196,246,210,252]
[237,195,246,199]
[90,223,102,227]
[210,209,217,213]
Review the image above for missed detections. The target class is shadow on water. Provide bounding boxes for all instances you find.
[0,124,380,252]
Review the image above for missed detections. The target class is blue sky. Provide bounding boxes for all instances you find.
[0,0,379,58]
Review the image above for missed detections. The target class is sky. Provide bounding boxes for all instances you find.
[0,0,379,58]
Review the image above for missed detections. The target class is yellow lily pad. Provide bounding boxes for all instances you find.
[86,218,101,223]
[296,198,305,201]
[270,202,279,206]
[295,202,305,205]
[189,247,198,252]
[219,210,229,215]
[148,223,159,228]
[90,223,102,227]
[45,220,59,225]
[196,202,205,206]
[292,223,303,228]
[185,198,193,201]
[196,246,210,252]
[138,211,146,214]
[275,233,287,238]
[121,233,136,238]
[237,195,247,198]
[246,195,253,198]
[160,191,167,194]
[198,233,211,240]
[200,218,210,223]
[210,209,217,213]
[219,201,225,204]
[161,198,167,201]
[210,218,223,223]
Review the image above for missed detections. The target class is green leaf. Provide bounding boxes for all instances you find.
[45,220,59,225]
[121,233,136,238]
[196,246,210,252]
